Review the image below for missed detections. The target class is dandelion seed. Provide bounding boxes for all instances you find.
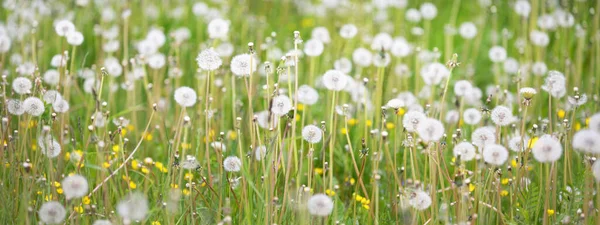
[54,20,75,37]
[530,30,550,47]
[147,53,166,69]
[472,127,496,148]
[339,24,357,39]
[311,27,331,44]
[417,118,445,142]
[117,192,149,222]
[38,135,61,158]
[334,57,353,74]
[196,48,222,71]
[104,57,123,77]
[223,156,242,172]
[254,145,267,161]
[207,18,230,40]
[231,54,257,77]
[453,142,476,161]
[352,48,373,67]
[174,86,197,107]
[532,134,563,162]
[405,8,422,22]
[508,136,529,152]
[66,31,84,46]
[390,37,412,57]
[531,61,547,76]
[482,144,509,165]
[459,22,477,39]
[488,46,507,63]
[304,39,324,57]
[322,70,348,91]
[271,95,292,116]
[62,174,89,200]
[302,125,323,144]
[23,97,45,116]
[38,201,66,224]
[408,190,432,210]
[454,80,472,97]
[572,129,600,154]
[420,62,450,85]
[371,32,393,50]
[43,69,61,86]
[403,110,426,132]
[7,99,25,115]
[307,194,334,216]
[514,0,531,17]
[12,77,32,94]
[419,2,437,20]
[542,71,566,98]
[491,105,515,126]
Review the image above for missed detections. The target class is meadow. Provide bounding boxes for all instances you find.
[1,0,600,224]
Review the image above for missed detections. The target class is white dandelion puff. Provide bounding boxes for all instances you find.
[174,86,197,107]
[488,46,507,63]
[322,70,348,91]
[23,97,45,116]
[416,118,445,142]
[453,142,476,161]
[482,144,509,165]
[307,194,334,216]
[210,141,227,152]
[231,54,257,77]
[38,201,66,224]
[207,18,230,40]
[302,125,323,144]
[532,135,563,163]
[304,39,324,57]
[117,192,149,222]
[593,160,600,181]
[271,95,292,116]
[196,48,222,71]
[409,190,432,210]
[472,127,496,148]
[296,85,319,105]
[7,99,25,115]
[12,77,32,94]
[402,110,426,132]
[572,129,600,154]
[589,113,600,132]
[541,70,566,98]
[491,105,515,126]
[223,156,242,172]
[61,174,89,200]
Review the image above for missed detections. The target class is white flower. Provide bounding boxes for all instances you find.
[223,156,242,172]
[104,57,123,77]
[420,62,450,85]
[302,125,323,144]
[52,99,69,113]
[537,14,557,30]
[340,24,357,39]
[459,22,477,39]
[402,110,426,132]
[43,69,60,86]
[417,118,445,142]
[530,30,549,47]
[255,110,278,129]
[371,32,393,50]
[541,70,566,98]
[43,89,62,104]
[572,129,600,153]
[304,39,324,57]
[514,0,531,17]
[445,110,460,124]
[373,52,391,67]
[210,141,227,152]
[532,134,563,163]
[16,62,35,76]
[508,136,528,152]
[296,85,319,105]
[0,35,11,53]
[147,53,166,69]
[66,31,84,46]
[334,57,353,74]
[62,174,89,200]
[453,80,472,97]
[352,48,373,67]
[23,97,45,116]
[180,155,200,169]
[307,194,334,216]
[7,99,25,115]
[271,95,292,116]
[419,2,437,20]
[555,10,575,28]
[390,37,412,57]
[482,144,509,165]
[254,146,267,161]
[463,108,482,125]
[54,20,75,36]
[207,18,230,40]
[531,61,547,76]
[196,48,222,71]
[405,8,422,22]
[51,54,69,68]
[322,70,348,91]
[503,58,519,74]
[231,54,257,77]
[38,135,61,158]
[38,201,66,224]
[174,86,197,107]
[117,192,149,222]
[311,27,331,44]
[12,77,32,94]
[472,127,496,148]
[491,105,515,126]
[453,142,476,161]
[488,46,507,63]
[386,99,405,109]
[409,190,432,210]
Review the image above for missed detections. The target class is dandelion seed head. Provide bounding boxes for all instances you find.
[302,125,323,144]
[589,113,600,133]
[12,77,32,94]
[453,80,472,97]
[482,144,509,165]
[390,37,412,57]
[508,136,528,152]
[352,48,373,67]
[409,190,432,210]
[311,27,331,44]
[181,155,200,169]
[488,46,507,63]
[530,30,550,47]
[453,142,476,161]
[207,18,230,40]
[334,57,353,74]
[231,54,257,77]
[255,145,267,161]
[223,156,242,172]
[307,194,334,216]
[296,85,319,105]
[572,129,600,154]
[322,70,348,91]
[514,0,531,17]
[271,95,292,116]
[147,53,166,69]
[405,8,422,22]
[196,48,222,71]
[43,69,60,86]
[459,22,477,39]
[0,35,11,53]
[339,24,357,39]
[7,99,25,115]
[23,97,45,116]
[174,86,197,107]
[503,58,520,74]
[417,118,444,142]
[541,70,566,98]
[531,134,563,162]
[471,127,496,148]
[62,174,89,200]
[371,32,393,50]
[419,3,437,20]
[402,110,426,132]
[117,192,149,221]
[54,20,75,37]
[491,105,515,126]
[66,31,84,46]
[304,39,324,57]
[38,201,66,224]
[210,141,227,152]
[531,61,547,76]
[593,160,600,181]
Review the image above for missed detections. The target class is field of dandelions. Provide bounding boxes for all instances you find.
[1,0,600,224]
